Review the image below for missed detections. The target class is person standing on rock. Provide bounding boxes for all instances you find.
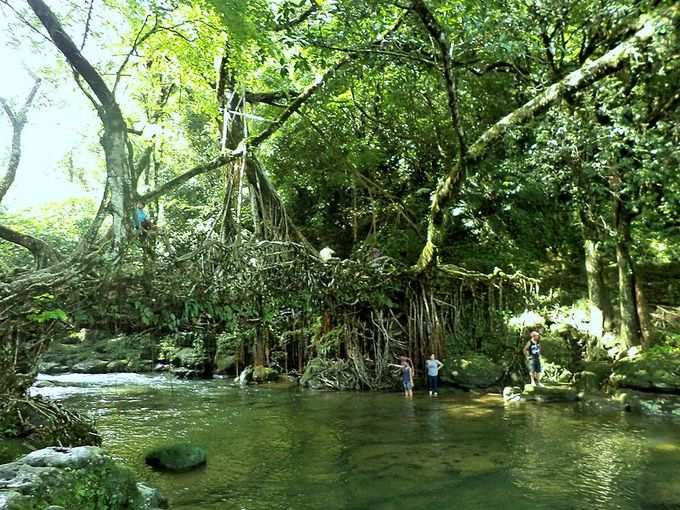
[425,353,444,397]
[523,330,543,386]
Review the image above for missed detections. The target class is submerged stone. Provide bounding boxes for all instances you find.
[144,443,207,472]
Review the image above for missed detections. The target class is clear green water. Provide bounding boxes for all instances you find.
[28,374,680,510]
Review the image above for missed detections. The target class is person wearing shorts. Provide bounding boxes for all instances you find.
[401,359,414,398]
[523,330,543,386]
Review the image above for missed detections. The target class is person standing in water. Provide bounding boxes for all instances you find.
[391,357,414,398]
[523,330,543,386]
[425,353,444,397]
[401,358,414,398]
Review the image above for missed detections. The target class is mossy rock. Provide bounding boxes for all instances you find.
[0,447,154,510]
[252,366,278,383]
[522,383,580,402]
[72,360,109,374]
[610,351,680,393]
[144,443,206,472]
[106,360,130,373]
[445,353,504,388]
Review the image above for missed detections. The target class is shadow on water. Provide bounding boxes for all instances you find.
[26,374,680,510]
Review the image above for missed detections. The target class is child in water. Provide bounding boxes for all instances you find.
[523,330,543,387]
[391,356,414,398]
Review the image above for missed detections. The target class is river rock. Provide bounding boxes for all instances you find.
[522,383,580,402]
[106,359,130,372]
[252,366,278,383]
[502,386,522,402]
[38,362,67,375]
[613,389,680,418]
[144,443,207,472]
[445,353,504,388]
[0,447,159,510]
[578,395,626,415]
[610,351,680,393]
[171,367,199,379]
[172,347,203,369]
[137,483,169,509]
[72,359,109,374]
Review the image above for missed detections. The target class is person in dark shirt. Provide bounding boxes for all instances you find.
[523,330,543,386]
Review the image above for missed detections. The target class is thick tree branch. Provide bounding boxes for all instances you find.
[0,225,60,269]
[413,4,679,273]
[411,0,467,155]
[139,152,235,203]
[26,0,117,116]
[249,14,405,147]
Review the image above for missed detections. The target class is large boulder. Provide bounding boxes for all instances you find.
[0,447,161,510]
[445,353,504,388]
[610,351,680,394]
[144,443,206,472]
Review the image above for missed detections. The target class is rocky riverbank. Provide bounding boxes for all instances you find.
[0,447,166,510]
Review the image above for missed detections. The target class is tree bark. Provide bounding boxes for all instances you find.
[0,224,59,269]
[580,209,614,333]
[413,5,680,272]
[614,198,641,347]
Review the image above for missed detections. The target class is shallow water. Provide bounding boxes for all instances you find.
[25,374,680,509]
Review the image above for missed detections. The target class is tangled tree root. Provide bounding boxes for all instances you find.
[0,395,101,449]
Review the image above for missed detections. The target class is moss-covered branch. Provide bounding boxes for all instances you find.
[413,4,679,273]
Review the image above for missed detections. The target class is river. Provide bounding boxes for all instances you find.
[26,373,680,510]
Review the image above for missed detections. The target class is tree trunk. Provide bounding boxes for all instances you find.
[583,235,614,333]
[635,275,655,347]
[614,199,641,347]
[27,0,133,255]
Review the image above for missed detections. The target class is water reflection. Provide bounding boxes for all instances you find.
[28,375,680,510]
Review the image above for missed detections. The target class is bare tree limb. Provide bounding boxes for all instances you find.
[0,78,42,204]
[112,14,158,95]
[80,0,94,50]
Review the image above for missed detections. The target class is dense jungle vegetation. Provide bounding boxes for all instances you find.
[0,0,679,414]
